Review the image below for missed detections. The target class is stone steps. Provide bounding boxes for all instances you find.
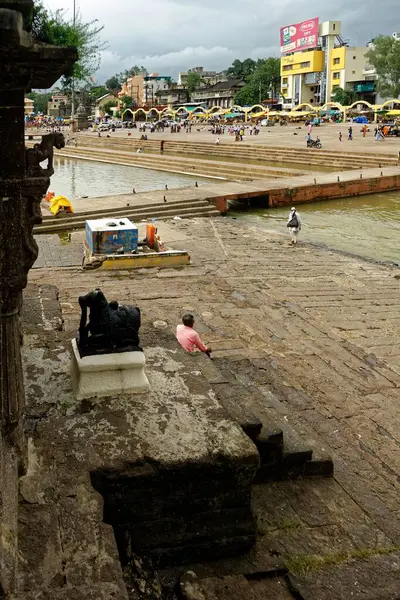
[196,357,333,484]
[178,571,293,600]
[80,135,398,169]
[56,145,298,181]
[35,201,220,234]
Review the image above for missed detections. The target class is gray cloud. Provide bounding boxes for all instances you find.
[46,0,400,82]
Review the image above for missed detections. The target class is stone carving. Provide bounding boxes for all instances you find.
[77,289,142,356]
[26,132,65,176]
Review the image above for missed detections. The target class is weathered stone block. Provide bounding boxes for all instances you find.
[70,339,150,399]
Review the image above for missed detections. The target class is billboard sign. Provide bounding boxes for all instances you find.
[280,18,319,54]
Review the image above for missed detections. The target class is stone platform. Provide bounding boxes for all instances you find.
[70,339,149,399]
[16,284,259,599]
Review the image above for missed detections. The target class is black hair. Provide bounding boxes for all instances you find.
[182,313,194,326]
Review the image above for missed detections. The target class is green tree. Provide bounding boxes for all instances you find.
[105,75,122,91]
[227,58,256,80]
[102,100,118,115]
[89,85,109,101]
[104,66,148,92]
[332,87,356,106]
[121,65,148,79]
[234,58,280,106]
[26,91,52,113]
[366,35,400,98]
[186,72,203,96]
[119,95,134,110]
[29,2,107,88]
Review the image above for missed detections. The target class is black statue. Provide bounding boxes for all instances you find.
[77,289,142,356]
[26,132,65,176]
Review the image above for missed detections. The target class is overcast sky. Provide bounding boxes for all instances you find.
[46,0,399,83]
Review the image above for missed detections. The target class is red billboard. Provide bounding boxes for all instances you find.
[280,18,319,54]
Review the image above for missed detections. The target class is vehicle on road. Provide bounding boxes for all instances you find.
[307,136,322,149]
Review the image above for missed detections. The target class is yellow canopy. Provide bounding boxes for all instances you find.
[387,110,400,116]
[288,110,317,116]
[50,195,74,216]
[248,111,268,118]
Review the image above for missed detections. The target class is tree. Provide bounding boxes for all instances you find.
[29,2,107,89]
[119,95,134,110]
[26,91,52,114]
[332,87,356,106]
[105,75,121,91]
[104,66,148,92]
[234,58,280,106]
[89,85,110,101]
[186,72,203,97]
[227,58,256,80]
[123,65,148,78]
[366,35,400,98]
[102,100,118,115]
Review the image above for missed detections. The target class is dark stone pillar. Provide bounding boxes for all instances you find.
[0,2,77,592]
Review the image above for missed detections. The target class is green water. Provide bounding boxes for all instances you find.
[231,191,400,264]
[51,156,200,200]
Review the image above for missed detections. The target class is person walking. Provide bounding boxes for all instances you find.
[362,124,367,138]
[348,126,353,141]
[287,206,301,245]
[339,131,342,142]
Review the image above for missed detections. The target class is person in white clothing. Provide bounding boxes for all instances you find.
[287,206,301,245]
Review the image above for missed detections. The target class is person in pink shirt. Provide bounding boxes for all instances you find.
[176,314,212,356]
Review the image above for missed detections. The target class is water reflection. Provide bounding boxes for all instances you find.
[52,157,198,200]
[232,192,400,264]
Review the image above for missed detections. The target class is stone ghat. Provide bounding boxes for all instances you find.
[17,283,259,597]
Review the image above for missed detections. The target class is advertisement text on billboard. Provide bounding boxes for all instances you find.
[280,18,319,54]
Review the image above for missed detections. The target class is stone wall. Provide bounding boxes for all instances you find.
[268,173,400,207]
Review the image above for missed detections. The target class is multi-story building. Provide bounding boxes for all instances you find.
[281,49,324,107]
[330,46,372,102]
[178,66,226,88]
[48,92,69,117]
[191,79,245,109]
[143,74,172,106]
[154,88,189,107]
[120,75,144,107]
[24,97,34,115]
[120,73,172,107]
[280,20,375,108]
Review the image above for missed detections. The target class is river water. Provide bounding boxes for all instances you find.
[231,191,400,264]
[51,157,400,264]
[51,156,199,200]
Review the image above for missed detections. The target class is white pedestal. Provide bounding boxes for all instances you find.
[70,339,150,400]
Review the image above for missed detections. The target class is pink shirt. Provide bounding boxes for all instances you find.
[176,324,208,353]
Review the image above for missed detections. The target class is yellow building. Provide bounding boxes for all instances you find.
[281,49,324,108]
[330,46,369,97]
[280,20,371,108]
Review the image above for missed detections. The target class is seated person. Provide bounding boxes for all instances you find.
[176,313,212,356]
